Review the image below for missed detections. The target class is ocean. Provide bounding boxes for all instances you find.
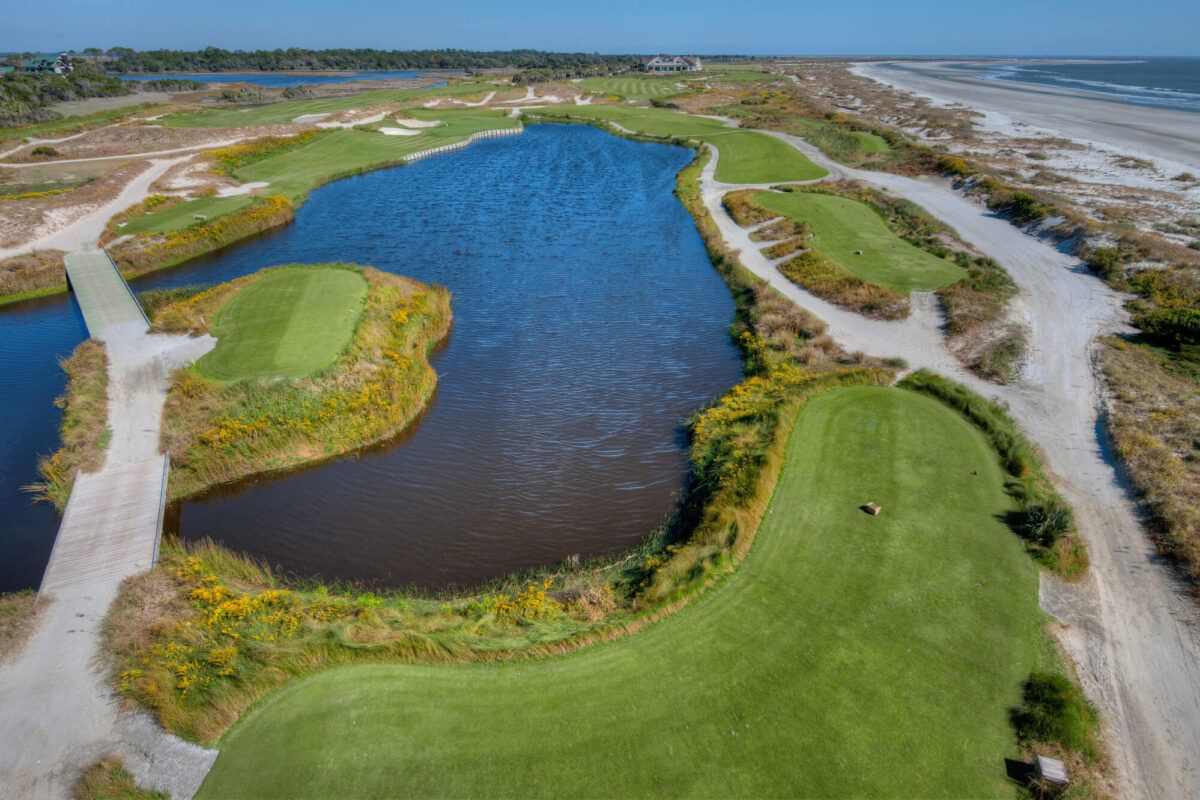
[973,58,1200,113]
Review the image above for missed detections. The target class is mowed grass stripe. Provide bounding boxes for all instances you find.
[754,191,966,292]
[198,387,1054,799]
[194,267,367,381]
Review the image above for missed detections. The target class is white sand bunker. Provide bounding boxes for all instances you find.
[379,127,421,136]
[316,111,387,129]
[391,117,442,128]
[218,181,269,196]
[293,113,332,124]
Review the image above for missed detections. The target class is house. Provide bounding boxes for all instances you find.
[639,55,702,73]
[23,53,71,75]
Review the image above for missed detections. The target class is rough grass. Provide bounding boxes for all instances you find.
[754,190,966,292]
[194,267,368,381]
[0,249,66,305]
[1101,337,1200,580]
[779,249,909,319]
[71,756,165,800]
[155,264,449,500]
[0,590,40,663]
[196,387,1061,799]
[31,340,109,510]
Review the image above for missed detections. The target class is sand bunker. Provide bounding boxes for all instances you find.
[391,117,442,129]
[218,181,270,196]
[293,113,331,124]
[379,128,421,137]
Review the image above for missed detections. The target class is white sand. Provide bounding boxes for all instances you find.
[378,127,421,136]
[315,111,387,129]
[217,180,269,196]
[293,113,331,124]
[391,117,441,128]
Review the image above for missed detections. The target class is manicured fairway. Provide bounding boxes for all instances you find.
[229,111,520,201]
[535,105,826,183]
[198,387,1054,799]
[194,267,367,381]
[160,83,503,128]
[754,191,966,292]
[853,130,892,153]
[119,195,253,234]
[577,76,688,100]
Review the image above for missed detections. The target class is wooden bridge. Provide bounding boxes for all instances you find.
[63,250,149,338]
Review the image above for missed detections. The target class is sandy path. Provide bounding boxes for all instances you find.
[854,61,1200,171]
[701,127,1200,798]
[0,281,217,798]
[0,157,189,260]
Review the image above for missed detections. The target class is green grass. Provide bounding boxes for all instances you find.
[198,386,1055,799]
[230,110,520,201]
[160,83,502,128]
[754,191,966,292]
[120,196,254,234]
[533,105,826,183]
[577,76,688,101]
[193,267,367,381]
[853,130,892,153]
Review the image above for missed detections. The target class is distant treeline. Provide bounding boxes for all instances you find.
[101,47,639,73]
[0,62,130,127]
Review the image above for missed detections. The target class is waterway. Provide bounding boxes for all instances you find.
[0,123,742,592]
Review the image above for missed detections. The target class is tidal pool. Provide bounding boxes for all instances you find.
[0,124,742,591]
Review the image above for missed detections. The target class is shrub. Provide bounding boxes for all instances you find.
[937,155,972,177]
[1013,498,1075,547]
[1136,308,1200,350]
[1011,672,1099,759]
[1087,247,1126,279]
[30,145,58,157]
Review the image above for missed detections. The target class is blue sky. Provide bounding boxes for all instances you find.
[1,0,1196,55]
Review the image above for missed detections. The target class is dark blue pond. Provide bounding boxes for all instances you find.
[0,124,742,592]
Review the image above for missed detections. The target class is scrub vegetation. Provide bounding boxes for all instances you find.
[0,250,67,305]
[71,756,165,800]
[0,590,40,663]
[31,340,109,510]
[152,264,449,500]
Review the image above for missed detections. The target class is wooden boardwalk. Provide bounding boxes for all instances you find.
[64,250,148,338]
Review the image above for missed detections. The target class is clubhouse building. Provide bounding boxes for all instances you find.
[639,55,702,73]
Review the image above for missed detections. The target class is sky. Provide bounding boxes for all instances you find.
[1,0,1197,56]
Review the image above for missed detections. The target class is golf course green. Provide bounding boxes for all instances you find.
[197,386,1055,799]
[577,76,689,101]
[193,267,368,381]
[534,104,827,183]
[754,191,966,292]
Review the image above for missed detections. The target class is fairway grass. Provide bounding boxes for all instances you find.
[194,267,367,381]
[532,105,826,183]
[577,76,688,101]
[198,387,1054,799]
[231,111,520,201]
[755,191,966,292]
[119,196,254,235]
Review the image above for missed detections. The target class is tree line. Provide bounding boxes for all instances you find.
[91,48,638,73]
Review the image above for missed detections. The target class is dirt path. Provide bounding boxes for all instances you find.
[701,131,1200,798]
[0,157,188,260]
[2,139,244,169]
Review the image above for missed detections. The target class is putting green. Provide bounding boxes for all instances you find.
[577,76,688,101]
[194,267,367,381]
[754,191,966,292]
[198,387,1053,799]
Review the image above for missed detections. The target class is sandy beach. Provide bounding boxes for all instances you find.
[856,60,1200,170]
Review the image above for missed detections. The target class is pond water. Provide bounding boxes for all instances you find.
[0,124,742,592]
